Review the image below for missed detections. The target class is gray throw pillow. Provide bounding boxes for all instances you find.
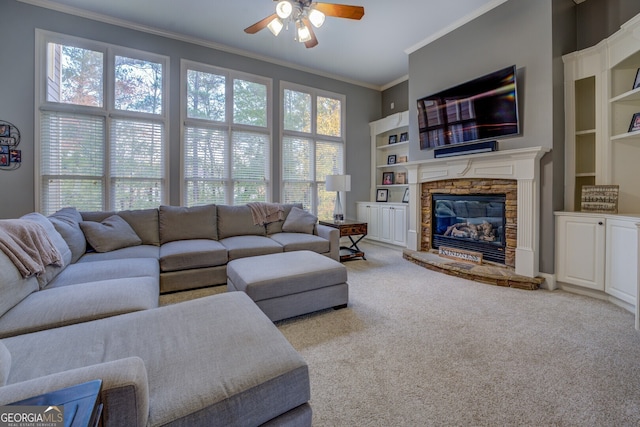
[48,207,86,263]
[282,207,317,234]
[80,215,142,253]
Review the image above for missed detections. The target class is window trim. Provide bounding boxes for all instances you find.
[279,81,346,216]
[35,29,170,213]
[180,59,273,206]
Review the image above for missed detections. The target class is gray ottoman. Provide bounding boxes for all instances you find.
[227,251,348,321]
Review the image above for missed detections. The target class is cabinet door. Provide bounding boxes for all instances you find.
[556,215,605,290]
[356,203,379,240]
[391,206,407,246]
[605,219,638,305]
[379,206,392,242]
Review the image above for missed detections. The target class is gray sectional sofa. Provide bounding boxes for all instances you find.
[0,202,336,426]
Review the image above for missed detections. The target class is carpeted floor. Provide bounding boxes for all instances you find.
[161,242,640,426]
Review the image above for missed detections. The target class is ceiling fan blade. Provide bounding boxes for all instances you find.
[313,3,364,20]
[244,13,278,34]
[302,18,319,48]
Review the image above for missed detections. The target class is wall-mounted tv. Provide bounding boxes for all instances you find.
[417,65,519,150]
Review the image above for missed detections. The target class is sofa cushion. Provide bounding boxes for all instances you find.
[282,207,317,234]
[80,215,142,253]
[269,232,330,254]
[77,245,159,263]
[48,207,86,263]
[159,204,217,244]
[46,258,158,289]
[160,240,228,272]
[1,293,310,427]
[0,340,9,386]
[117,209,160,246]
[20,213,72,288]
[0,250,40,321]
[0,277,159,338]
[220,235,283,261]
[217,204,267,239]
[266,203,303,235]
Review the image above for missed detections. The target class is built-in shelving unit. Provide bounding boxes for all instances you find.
[369,111,409,203]
[560,12,640,330]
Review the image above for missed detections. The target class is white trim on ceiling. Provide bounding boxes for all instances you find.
[404,0,510,55]
[18,0,383,90]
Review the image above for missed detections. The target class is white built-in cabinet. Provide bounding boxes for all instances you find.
[559,13,640,329]
[356,202,407,247]
[555,212,639,325]
[356,111,411,248]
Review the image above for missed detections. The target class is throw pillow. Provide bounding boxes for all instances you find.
[48,207,86,263]
[282,207,317,234]
[80,215,142,253]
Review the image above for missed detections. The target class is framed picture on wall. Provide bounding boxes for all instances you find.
[376,189,389,202]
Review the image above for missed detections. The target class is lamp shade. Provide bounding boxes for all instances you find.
[325,175,351,192]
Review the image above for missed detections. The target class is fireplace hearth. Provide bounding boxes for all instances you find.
[432,194,506,264]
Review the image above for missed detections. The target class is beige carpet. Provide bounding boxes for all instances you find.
[162,242,640,426]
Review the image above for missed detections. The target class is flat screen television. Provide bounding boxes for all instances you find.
[417,65,519,150]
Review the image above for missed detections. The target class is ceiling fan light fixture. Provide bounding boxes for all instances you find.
[296,21,312,43]
[308,8,325,28]
[267,17,284,36]
[275,1,293,19]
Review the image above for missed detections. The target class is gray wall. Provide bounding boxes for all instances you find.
[407,0,576,274]
[381,80,409,118]
[576,0,640,49]
[0,0,380,220]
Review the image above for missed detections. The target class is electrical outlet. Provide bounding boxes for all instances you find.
[390,102,395,110]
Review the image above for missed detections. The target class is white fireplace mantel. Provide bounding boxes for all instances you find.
[404,146,550,278]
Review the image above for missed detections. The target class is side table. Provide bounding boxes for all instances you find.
[319,220,367,261]
[8,379,103,427]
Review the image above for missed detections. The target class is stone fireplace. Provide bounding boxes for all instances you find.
[426,185,515,265]
[403,147,549,279]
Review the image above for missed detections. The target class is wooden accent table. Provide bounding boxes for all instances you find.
[319,220,367,261]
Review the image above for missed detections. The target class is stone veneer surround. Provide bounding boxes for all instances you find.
[404,146,550,278]
[421,179,517,267]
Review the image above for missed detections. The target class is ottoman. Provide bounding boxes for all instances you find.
[227,250,348,321]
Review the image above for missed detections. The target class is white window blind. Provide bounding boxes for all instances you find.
[182,61,271,206]
[281,83,345,219]
[37,31,168,215]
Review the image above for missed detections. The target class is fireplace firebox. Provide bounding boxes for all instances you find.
[431,194,506,264]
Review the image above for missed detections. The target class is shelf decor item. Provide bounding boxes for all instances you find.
[581,185,619,214]
[376,188,388,202]
[382,171,394,185]
[387,154,396,165]
[633,69,640,90]
[397,155,408,163]
[395,172,406,184]
[629,112,640,133]
[399,132,408,142]
[402,187,409,203]
[325,174,351,223]
[388,134,397,144]
[0,119,21,171]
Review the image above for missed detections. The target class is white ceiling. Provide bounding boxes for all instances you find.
[25,0,510,89]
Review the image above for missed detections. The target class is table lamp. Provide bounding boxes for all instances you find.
[325,174,351,223]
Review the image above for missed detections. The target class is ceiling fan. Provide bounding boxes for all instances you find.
[245,0,365,48]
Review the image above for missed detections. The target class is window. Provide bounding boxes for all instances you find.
[281,83,345,219]
[182,61,271,206]
[36,31,168,214]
